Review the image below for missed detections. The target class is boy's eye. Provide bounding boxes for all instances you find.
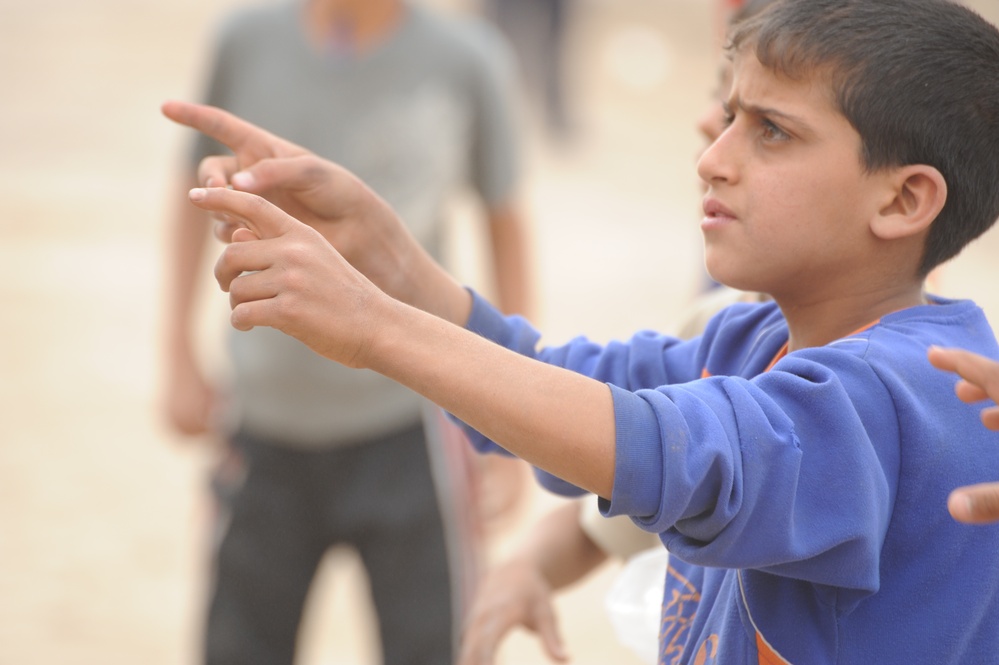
[761,118,790,142]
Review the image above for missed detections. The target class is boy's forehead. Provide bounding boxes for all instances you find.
[729,49,837,116]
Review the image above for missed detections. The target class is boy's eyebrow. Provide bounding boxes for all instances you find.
[739,101,805,125]
[727,96,814,135]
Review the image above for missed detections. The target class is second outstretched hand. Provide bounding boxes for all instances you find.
[928,346,999,431]
[928,346,999,524]
[189,186,618,498]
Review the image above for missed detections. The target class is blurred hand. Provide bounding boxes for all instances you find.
[928,346,999,430]
[458,558,569,665]
[163,353,219,438]
[477,455,529,533]
[928,346,999,524]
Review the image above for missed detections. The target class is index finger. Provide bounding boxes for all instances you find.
[927,345,962,373]
[188,187,297,240]
[162,99,270,155]
[928,346,999,401]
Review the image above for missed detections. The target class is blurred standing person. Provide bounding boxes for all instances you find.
[482,0,575,143]
[162,0,533,663]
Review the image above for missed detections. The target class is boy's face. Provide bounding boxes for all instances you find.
[697,52,889,302]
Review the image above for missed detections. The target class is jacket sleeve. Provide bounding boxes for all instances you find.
[605,344,897,597]
[459,290,706,495]
[464,289,706,386]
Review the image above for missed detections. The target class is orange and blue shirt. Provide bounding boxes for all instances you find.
[461,290,999,664]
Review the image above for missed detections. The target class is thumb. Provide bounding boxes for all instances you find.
[532,602,570,662]
[231,227,259,243]
[949,483,999,524]
[231,154,330,195]
[189,187,296,240]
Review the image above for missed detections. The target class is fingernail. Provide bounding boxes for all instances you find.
[953,492,974,519]
[232,171,255,190]
[189,188,207,201]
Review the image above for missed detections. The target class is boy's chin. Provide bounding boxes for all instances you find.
[703,259,746,292]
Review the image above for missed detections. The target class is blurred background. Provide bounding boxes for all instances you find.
[2,1,998,664]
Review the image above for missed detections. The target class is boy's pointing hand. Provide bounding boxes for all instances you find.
[162,100,393,247]
[164,99,453,316]
[188,186,384,369]
[161,99,308,178]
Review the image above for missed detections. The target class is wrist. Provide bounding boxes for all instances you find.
[166,331,196,362]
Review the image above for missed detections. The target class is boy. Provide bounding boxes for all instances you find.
[460,2,782,660]
[163,0,999,661]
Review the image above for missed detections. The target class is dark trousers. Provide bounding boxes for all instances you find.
[204,422,454,665]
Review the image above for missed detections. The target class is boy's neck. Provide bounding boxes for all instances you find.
[779,281,928,352]
[303,0,405,54]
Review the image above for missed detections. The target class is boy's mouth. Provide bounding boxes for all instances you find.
[703,198,736,219]
[702,197,737,230]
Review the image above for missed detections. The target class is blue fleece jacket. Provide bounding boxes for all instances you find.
[461,291,999,664]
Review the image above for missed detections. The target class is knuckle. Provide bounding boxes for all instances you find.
[271,291,294,317]
[272,294,301,328]
[284,241,311,266]
[230,306,248,329]
[983,376,999,403]
[282,269,305,293]
[214,248,239,285]
[302,156,328,181]
[246,192,269,212]
[228,276,246,303]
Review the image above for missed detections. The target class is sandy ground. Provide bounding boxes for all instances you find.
[2,1,999,664]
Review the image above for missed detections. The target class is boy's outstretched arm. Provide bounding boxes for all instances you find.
[190,186,617,498]
[928,346,999,524]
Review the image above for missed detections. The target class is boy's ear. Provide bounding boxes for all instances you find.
[870,164,947,240]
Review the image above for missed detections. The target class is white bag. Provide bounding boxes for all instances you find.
[604,547,669,665]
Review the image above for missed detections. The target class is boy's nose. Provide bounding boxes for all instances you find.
[696,124,738,187]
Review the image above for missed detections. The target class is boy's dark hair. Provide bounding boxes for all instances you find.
[729,0,999,276]
[732,0,780,25]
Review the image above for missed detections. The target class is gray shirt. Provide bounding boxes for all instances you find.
[192,0,520,447]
